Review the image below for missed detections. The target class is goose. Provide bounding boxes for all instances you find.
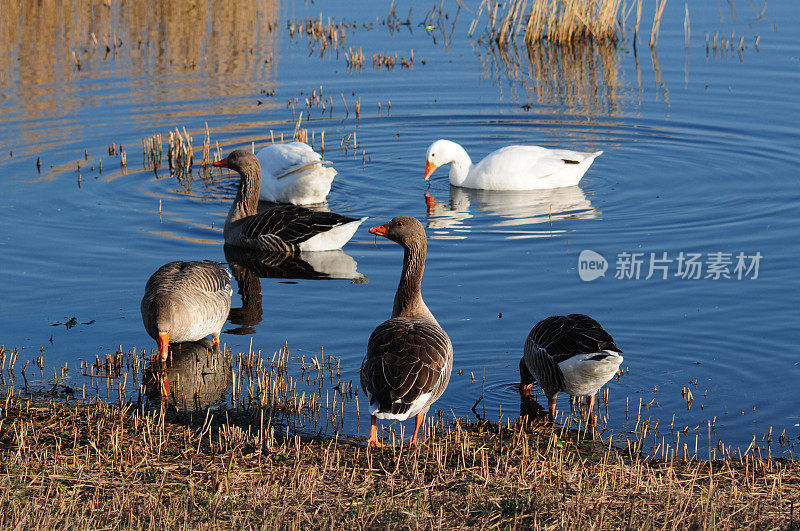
[521,314,622,425]
[360,216,453,447]
[255,141,336,204]
[214,149,365,252]
[424,139,602,190]
[141,261,232,361]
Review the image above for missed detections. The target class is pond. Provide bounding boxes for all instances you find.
[0,0,798,456]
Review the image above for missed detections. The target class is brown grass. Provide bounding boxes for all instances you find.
[0,386,797,528]
[470,0,675,48]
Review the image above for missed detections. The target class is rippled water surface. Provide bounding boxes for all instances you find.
[1,0,798,454]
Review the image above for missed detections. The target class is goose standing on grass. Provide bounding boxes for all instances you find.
[521,314,622,425]
[360,216,453,447]
[141,261,232,361]
[214,149,365,252]
[256,141,336,204]
[424,139,603,190]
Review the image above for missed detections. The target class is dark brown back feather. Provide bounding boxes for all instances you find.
[361,317,453,417]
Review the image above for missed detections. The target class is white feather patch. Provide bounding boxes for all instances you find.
[299,217,366,251]
[558,350,623,397]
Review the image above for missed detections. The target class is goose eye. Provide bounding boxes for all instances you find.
[396,221,404,227]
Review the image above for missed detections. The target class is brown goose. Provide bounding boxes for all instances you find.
[521,314,622,425]
[360,216,453,447]
[141,261,232,361]
[213,149,365,252]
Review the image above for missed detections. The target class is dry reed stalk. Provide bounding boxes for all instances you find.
[650,0,668,48]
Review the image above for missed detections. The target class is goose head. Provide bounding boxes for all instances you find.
[213,149,260,175]
[424,139,469,181]
[369,216,426,248]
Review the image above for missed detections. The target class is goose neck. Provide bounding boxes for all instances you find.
[392,241,431,320]
[447,145,473,186]
[225,167,260,228]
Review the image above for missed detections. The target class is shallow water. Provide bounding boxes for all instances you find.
[1,0,798,455]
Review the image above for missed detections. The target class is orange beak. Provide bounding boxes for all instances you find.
[424,160,437,180]
[212,157,229,168]
[369,223,389,238]
[157,332,169,361]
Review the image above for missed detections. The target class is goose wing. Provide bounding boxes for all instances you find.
[145,261,231,297]
[529,313,620,364]
[239,205,359,247]
[257,142,325,180]
[361,318,453,418]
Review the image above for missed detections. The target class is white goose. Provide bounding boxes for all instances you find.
[256,141,336,204]
[521,314,622,425]
[424,139,602,190]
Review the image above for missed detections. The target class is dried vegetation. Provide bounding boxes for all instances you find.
[0,340,797,528]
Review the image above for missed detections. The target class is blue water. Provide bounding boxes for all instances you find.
[0,0,798,455]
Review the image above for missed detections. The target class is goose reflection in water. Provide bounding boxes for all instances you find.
[223,243,368,334]
[424,185,599,238]
[144,339,232,411]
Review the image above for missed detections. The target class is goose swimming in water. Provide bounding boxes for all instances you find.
[360,216,453,447]
[255,141,336,205]
[521,314,622,425]
[214,149,365,252]
[424,139,602,190]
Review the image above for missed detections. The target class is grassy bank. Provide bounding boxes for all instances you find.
[0,392,797,529]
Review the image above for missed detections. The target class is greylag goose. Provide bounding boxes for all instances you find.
[214,149,365,252]
[521,314,622,424]
[424,139,602,190]
[256,141,336,204]
[141,260,232,361]
[360,216,453,447]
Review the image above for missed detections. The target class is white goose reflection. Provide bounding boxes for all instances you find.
[424,185,599,239]
[224,244,367,335]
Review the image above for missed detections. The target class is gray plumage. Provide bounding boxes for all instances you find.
[141,260,232,346]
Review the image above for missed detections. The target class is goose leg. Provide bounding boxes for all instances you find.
[520,383,533,396]
[212,335,220,349]
[410,413,425,446]
[368,415,385,448]
[587,393,597,429]
[548,396,557,424]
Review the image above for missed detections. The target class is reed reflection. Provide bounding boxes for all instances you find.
[144,339,232,411]
[475,39,631,116]
[0,0,279,141]
[424,186,598,238]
